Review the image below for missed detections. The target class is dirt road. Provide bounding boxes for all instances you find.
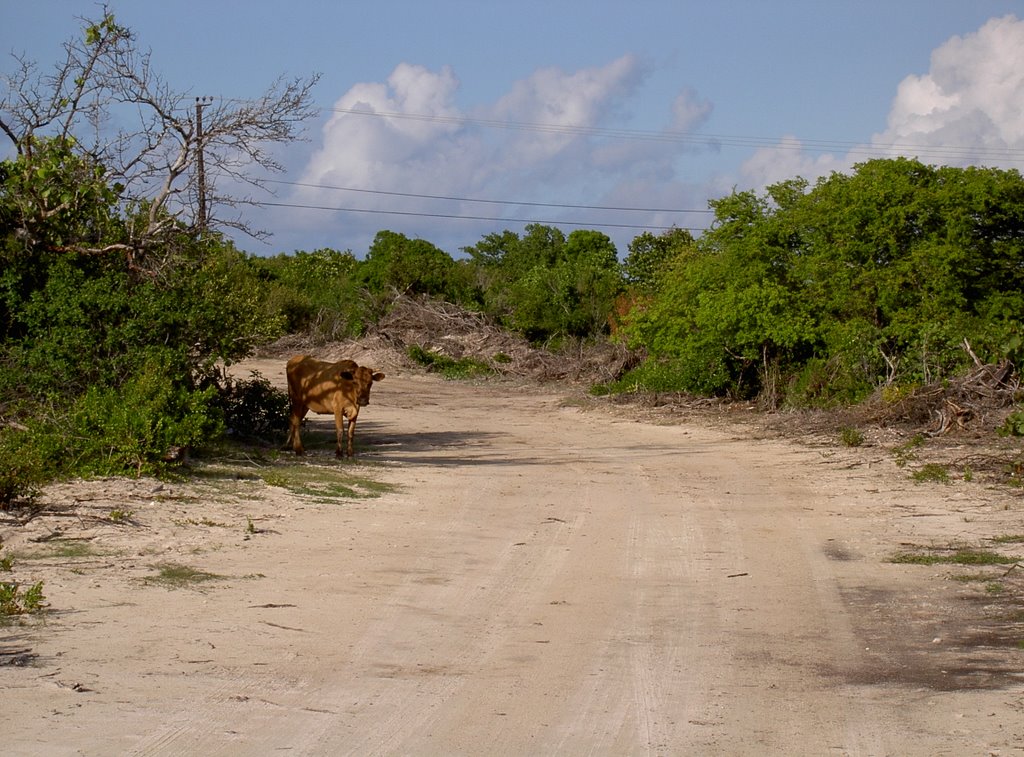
[4,359,1023,755]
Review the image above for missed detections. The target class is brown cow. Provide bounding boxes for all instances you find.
[285,355,385,458]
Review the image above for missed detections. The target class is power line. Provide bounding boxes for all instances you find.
[234,102,1024,233]
[265,179,715,215]
[324,105,1024,164]
[255,199,706,232]
[221,93,1024,163]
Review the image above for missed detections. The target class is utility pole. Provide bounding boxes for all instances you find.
[195,96,213,234]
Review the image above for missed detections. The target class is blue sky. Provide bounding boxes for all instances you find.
[4,1,1024,257]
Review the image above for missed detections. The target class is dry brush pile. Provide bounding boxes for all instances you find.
[366,294,638,386]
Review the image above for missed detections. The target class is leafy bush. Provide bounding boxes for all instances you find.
[0,366,285,506]
[215,371,290,441]
[66,358,223,475]
[358,231,467,302]
[0,579,46,616]
[912,463,950,484]
[248,248,369,341]
[598,356,717,395]
[999,409,1024,437]
[840,427,864,447]
[462,225,624,343]
[0,426,49,509]
[620,159,1024,403]
[787,357,873,407]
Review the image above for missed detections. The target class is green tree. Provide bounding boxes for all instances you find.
[249,248,366,337]
[358,230,459,299]
[463,225,623,342]
[621,158,1024,403]
[558,229,623,337]
[623,227,695,294]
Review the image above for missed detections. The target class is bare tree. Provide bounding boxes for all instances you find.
[0,9,319,259]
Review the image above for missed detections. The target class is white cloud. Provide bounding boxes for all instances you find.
[288,55,712,255]
[739,137,848,193]
[301,63,466,187]
[736,14,1024,194]
[489,55,642,126]
[668,88,713,133]
[875,14,1024,158]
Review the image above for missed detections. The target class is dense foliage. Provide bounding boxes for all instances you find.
[247,247,365,340]
[0,139,285,500]
[619,159,1024,406]
[461,224,623,343]
[0,10,319,505]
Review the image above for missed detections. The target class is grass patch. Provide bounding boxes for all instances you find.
[191,466,264,484]
[991,534,1024,545]
[892,434,926,468]
[173,517,229,528]
[177,456,397,509]
[407,345,494,380]
[890,548,1021,566]
[261,464,395,503]
[14,540,104,561]
[147,562,223,589]
[49,541,101,558]
[952,572,993,583]
[839,427,864,447]
[912,463,950,484]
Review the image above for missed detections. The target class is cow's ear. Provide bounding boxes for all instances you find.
[339,371,355,381]
[373,372,385,381]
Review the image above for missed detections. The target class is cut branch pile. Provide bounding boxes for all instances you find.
[369,294,637,385]
[863,360,1020,434]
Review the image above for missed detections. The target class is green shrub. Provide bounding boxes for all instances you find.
[440,358,492,380]
[247,249,369,341]
[619,160,1024,401]
[999,409,1024,437]
[840,427,864,447]
[786,357,873,407]
[600,356,724,395]
[0,366,290,505]
[216,371,290,441]
[0,580,46,615]
[912,463,950,484]
[407,345,493,379]
[66,358,223,476]
[0,426,49,509]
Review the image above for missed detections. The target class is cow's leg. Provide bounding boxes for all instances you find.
[288,405,308,454]
[345,414,357,458]
[334,408,347,458]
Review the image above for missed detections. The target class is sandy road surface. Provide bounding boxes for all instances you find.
[4,359,1024,755]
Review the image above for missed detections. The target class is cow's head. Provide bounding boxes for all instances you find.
[351,365,385,406]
